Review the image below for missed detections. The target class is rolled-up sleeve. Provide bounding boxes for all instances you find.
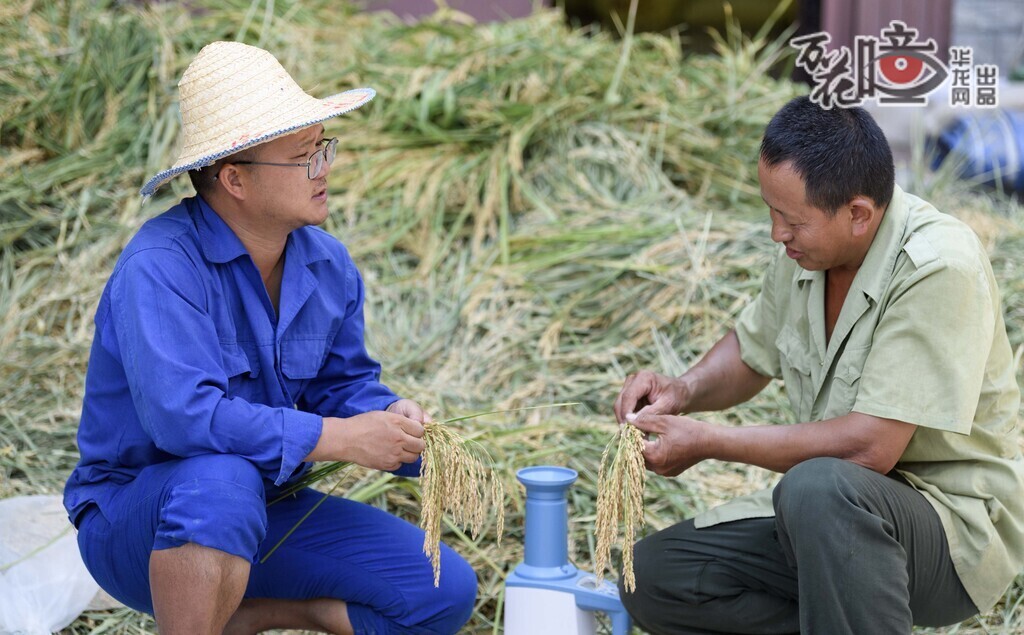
[112,248,322,484]
[734,250,783,379]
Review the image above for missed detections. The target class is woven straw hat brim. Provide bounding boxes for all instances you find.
[139,88,374,197]
[139,41,375,197]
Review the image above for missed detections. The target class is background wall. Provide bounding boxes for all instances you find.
[364,0,541,22]
[953,0,1024,77]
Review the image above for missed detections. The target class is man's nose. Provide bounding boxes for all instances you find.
[771,221,792,244]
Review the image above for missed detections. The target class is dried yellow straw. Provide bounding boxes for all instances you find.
[594,422,646,592]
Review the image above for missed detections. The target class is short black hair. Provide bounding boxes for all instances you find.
[760,96,894,215]
[187,146,259,196]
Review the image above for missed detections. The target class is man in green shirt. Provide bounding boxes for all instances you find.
[614,96,1024,634]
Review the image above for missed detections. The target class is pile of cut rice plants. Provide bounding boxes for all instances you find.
[2,1,1023,633]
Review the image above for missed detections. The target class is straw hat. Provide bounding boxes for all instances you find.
[140,41,375,197]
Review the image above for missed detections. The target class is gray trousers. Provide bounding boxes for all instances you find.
[620,457,978,634]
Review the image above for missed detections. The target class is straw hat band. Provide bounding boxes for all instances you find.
[140,41,375,197]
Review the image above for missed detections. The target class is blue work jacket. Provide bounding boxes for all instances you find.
[65,196,399,524]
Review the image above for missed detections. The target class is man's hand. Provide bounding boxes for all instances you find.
[386,398,433,424]
[614,370,688,424]
[627,412,712,477]
[313,411,425,471]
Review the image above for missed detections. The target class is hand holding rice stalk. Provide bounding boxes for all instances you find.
[594,420,647,592]
[262,403,579,588]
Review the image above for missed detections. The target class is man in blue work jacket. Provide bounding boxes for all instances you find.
[64,41,476,634]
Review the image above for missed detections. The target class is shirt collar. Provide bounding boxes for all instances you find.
[796,264,817,284]
[191,195,332,267]
[852,184,910,303]
[192,195,250,264]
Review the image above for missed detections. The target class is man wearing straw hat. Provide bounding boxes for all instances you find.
[64,41,476,634]
[615,96,1024,634]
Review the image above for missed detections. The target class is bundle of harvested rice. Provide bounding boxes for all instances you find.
[420,420,505,586]
[594,421,646,592]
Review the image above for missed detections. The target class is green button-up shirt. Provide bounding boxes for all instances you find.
[698,185,1024,612]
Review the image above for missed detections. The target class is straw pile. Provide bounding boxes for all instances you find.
[2,1,1022,633]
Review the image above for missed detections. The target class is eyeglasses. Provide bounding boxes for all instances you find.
[228,137,338,180]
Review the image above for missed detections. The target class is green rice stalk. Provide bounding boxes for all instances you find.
[259,474,348,563]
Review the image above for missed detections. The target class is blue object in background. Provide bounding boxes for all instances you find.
[931,109,1024,195]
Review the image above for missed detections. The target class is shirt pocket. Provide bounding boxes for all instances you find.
[280,337,330,380]
[220,342,262,399]
[825,345,869,419]
[775,324,815,418]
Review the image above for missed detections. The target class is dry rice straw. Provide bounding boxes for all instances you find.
[594,421,646,592]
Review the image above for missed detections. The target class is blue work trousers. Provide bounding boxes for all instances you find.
[74,454,477,634]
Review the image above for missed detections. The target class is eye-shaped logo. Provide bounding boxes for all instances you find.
[873,50,948,101]
[793,20,976,108]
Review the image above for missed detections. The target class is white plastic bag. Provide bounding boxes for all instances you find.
[0,495,100,635]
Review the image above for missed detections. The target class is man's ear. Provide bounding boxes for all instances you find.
[216,163,248,202]
[847,195,878,238]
